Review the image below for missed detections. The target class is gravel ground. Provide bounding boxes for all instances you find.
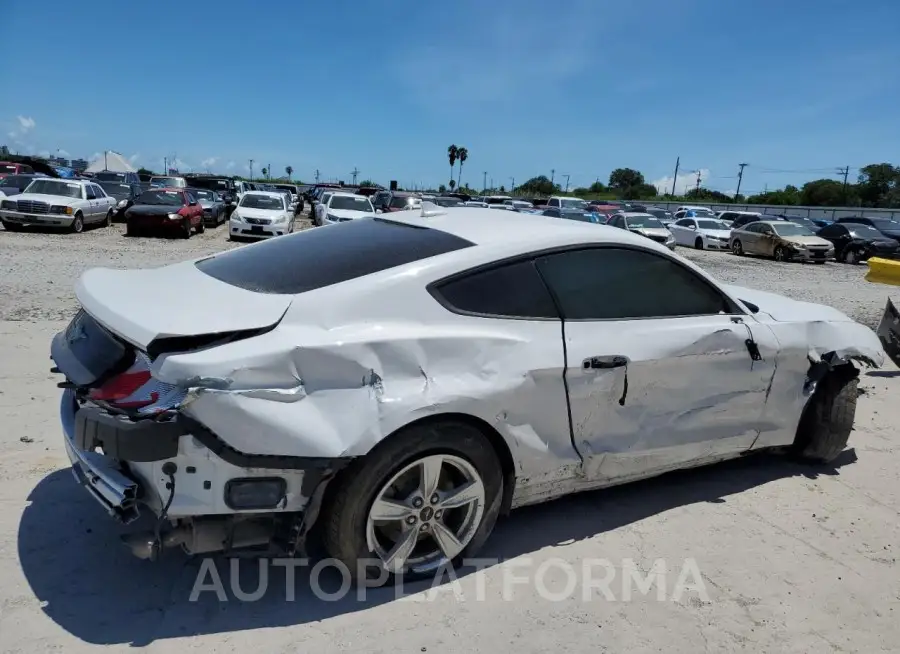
[2,221,900,653]
[0,220,892,327]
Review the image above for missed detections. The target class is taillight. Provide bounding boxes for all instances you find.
[89,370,157,408]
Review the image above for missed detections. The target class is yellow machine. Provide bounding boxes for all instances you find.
[866,257,900,365]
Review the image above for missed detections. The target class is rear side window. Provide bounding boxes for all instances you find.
[432,260,558,319]
[196,217,474,294]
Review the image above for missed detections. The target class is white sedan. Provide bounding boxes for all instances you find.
[228,191,294,240]
[315,192,378,226]
[668,216,733,250]
[50,204,883,583]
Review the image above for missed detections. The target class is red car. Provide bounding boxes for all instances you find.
[123,187,205,238]
[0,161,35,178]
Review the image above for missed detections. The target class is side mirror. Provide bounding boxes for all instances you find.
[190,200,198,206]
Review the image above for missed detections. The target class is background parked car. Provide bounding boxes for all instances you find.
[606,212,676,249]
[0,161,35,177]
[0,173,49,197]
[149,175,187,189]
[542,207,605,223]
[315,192,377,225]
[187,188,226,226]
[835,216,900,244]
[384,192,422,213]
[229,191,294,240]
[669,216,732,250]
[730,220,833,262]
[93,170,141,185]
[97,181,143,221]
[817,222,900,264]
[125,188,204,238]
[0,178,115,233]
[728,212,788,230]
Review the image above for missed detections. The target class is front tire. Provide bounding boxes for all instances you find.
[694,237,703,250]
[844,249,859,265]
[70,212,84,234]
[793,368,858,463]
[321,421,504,585]
[732,239,743,256]
[2,220,21,232]
[181,219,192,239]
[197,219,205,234]
[774,245,789,262]
[104,209,113,227]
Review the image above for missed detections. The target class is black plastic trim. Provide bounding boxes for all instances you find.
[223,477,288,510]
[74,406,181,462]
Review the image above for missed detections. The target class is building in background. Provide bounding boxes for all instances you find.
[71,158,88,172]
[0,145,9,157]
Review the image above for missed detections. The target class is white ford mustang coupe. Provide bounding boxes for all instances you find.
[51,204,884,583]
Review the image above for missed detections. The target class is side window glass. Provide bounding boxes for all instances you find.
[434,260,558,319]
[93,185,106,197]
[85,185,96,199]
[549,198,559,207]
[536,247,731,320]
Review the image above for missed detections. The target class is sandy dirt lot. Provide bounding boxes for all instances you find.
[1,222,898,653]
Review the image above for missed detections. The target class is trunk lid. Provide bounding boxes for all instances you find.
[72,260,293,350]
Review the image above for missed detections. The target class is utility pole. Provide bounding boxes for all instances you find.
[163,157,167,174]
[267,163,271,180]
[670,156,680,196]
[695,169,702,192]
[482,171,487,193]
[315,169,320,183]
[510,177,515,192]
[351,167,359,185]
[735,163,748,199]
[104,150,108,171]
[562,174,570,193]
[248,159,254,181]
[550,168,555,185]
[838,165,850,197]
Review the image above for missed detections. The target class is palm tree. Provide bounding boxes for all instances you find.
[449,179,456,190]
[448,144,458,188]
[261,166,268,179]
[456,147,468,188]
[285,165,293,181]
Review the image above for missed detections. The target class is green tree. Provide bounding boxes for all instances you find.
[448,145,458,188]
[449,179,456,190]
[800,179,850,206]
[518,175,558,196]
[438,184,447,193]
[457,147,468,187]
[261,166,268,179]
[358,179,376,187]
[857,163,899,207]
[499,185,506,192]
[137,167,154,176]
[622,183,659,200]
[285,165,293,180]
[608,168,645,191]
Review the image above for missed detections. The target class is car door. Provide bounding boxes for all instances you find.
[818,224,847,257]
[534,246,778,482]
[93,184,112,220]
[735,222,760,252]
[755,223,778,256]
[84,184,99,221]
[317,193,332,223]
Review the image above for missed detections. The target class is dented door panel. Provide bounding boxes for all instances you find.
[563,315,776,482]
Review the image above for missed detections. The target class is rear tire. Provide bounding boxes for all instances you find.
[793,367,858,463]
[321,420,504,586]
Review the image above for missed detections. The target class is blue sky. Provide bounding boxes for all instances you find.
[1,0,898,195]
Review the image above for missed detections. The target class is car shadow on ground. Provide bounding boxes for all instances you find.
[18,449,856,646]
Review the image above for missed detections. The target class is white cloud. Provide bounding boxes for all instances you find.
[653,168,711,195]
[38,149,50,158]
[7,131,15,139]
[128,153,140,164]
[173,158,189,170]
[17,116,35,132]
[89,152,102,163]
[226,161,235,170]
[58,149,70,157]
[200,157,217,168]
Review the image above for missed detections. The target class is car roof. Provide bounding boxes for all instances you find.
[242,190,283,198]
[329,191,366,198]
[619,212,656,217]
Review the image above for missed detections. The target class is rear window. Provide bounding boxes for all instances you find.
[195,217,475,294]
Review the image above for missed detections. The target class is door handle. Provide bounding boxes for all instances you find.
[582,355,628,370]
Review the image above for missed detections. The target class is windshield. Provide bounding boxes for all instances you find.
[98,182,132,198]
[561,211,593,222]
[771,222,814,237]
[330,196,373,212]
[512,201,534,208]
[136,189,184,206]
[645,209,672,220]
[189,178,231,191]
[697,219,725,230]
[560,198,587,209]
[0,164,17,173]
[150,177,186,188]
[240,194,284,210]
[94,171,127,181]
[191,190,215,201]
[846,224,885,238]
[389,196,414,209]
[24,179,83,198]
[625,215,665,229]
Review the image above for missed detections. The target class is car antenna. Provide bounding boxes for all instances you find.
[420,201,446,218]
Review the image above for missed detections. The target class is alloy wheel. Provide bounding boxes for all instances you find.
[365,454,485,575]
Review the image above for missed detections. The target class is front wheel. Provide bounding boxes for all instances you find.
[104,209,113,227]
[2,220,21,232]
[197,219,205,234]
[844,249,859,265]
[70,213,84,234]
[774,245,789,262]
[694,237,703,250]
[793,368,858,463]
[732,239,743,256]
[181,219,192,239]
[321,421,504,585]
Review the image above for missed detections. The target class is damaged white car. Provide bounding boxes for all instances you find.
[51,204,885,584]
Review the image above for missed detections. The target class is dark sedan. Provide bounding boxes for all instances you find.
[817,222,899,264]
[124,188,205,238]
[835,216,900,244]
[97,181,143,221]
